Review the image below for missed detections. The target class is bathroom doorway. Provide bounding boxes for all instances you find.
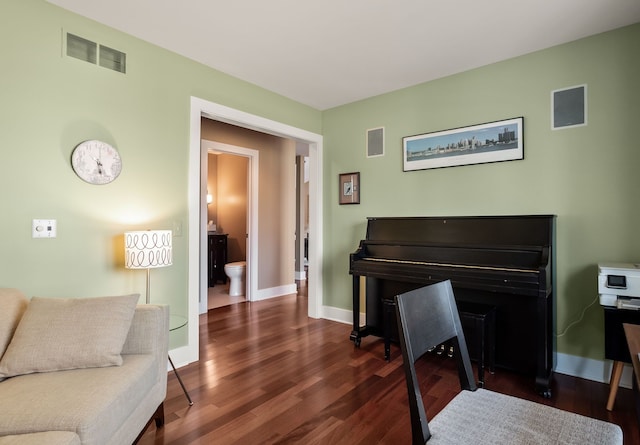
[183,97,324,368]
[202,140,258,309]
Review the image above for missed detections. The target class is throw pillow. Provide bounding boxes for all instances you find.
[0,289,28,381]
[0,294,139,378]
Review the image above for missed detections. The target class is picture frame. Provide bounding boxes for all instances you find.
[402,117,524,172]
[339,172,360,205]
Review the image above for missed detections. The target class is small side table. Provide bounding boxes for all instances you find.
[170,315,193,406]
[623,323,640,427]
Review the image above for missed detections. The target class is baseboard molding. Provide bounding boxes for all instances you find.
[320,304,632,388]
[254,283,298,302]
[167,345,191,370]
[295,270,307,280]
[555,352,633,388]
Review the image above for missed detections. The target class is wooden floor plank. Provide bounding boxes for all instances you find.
[138,283,639,444]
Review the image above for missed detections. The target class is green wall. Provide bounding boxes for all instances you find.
[2,0,639,362]
[0,0,320,348]
[322,23,640,360]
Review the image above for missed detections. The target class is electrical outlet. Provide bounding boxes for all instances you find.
[33,219,57,238]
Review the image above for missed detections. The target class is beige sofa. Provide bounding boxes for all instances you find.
[0,289,169,445]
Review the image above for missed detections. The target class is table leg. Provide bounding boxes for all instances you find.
[169,354,194,406]
[607,360,624,411]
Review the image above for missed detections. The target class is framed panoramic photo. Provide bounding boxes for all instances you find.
[402,117,524,172]
[339,172,360,205]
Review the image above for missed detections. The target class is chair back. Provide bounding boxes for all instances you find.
[394,280,477,444]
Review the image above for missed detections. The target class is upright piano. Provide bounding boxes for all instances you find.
[349,215,556,397]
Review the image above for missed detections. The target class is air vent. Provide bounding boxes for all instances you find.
[66,33,97,64]
[552,85,586,130]
[99,45,126,73]
[366,127,384,158]
[65,32,126,74]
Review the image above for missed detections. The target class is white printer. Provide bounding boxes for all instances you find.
[598,262,640,309]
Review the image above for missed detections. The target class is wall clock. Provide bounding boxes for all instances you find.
[71,140,122,185]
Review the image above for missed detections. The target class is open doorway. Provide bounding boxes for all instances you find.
[203,140,257,309]
[180,97,324,367]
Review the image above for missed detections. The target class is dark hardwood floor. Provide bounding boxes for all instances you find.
[139,282,639,444]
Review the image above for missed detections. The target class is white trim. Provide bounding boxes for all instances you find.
[187,97,324,365]
[254,284,298,302]
[321,305,365,327]
[295,270,307,281]
[202,140,259,305]
[167,345,191,369]
[555,352,633,388]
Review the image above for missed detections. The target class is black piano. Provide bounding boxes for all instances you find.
[349,215,556,397]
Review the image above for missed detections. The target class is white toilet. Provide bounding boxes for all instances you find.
[224,261,246,297]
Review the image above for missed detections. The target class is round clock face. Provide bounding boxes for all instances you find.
[71,140,122,185]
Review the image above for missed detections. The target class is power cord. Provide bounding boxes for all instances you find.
[556,293,600,338]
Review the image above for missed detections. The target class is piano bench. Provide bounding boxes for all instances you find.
[458,301,496,388]
[383,298,496,387]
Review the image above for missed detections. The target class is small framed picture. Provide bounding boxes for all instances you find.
[339,172,360,205]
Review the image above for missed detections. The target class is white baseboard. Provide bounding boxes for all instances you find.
[167,345,192,370]
[295,270,307,280]
[555,352,633,388]
[254,283,298,302]
[322,305,364,326]
[320,305,632,388]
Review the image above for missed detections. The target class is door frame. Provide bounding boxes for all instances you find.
[183,96,324,365]
[201,140,258,312]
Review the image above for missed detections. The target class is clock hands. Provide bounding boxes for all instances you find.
[90,155,104,175]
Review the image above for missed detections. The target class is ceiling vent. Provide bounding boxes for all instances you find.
[65,32,126,74]
[366,127,384,158]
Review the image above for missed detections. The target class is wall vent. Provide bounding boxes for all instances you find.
[366,127,384,158]
[552,84,586,130]
[65,32,126,74]
[66,33,97,64]
[99,44,126,73]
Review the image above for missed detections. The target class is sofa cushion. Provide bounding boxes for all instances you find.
[0,354,157,444]
[0,431,80,445]
[0,294,139,378]
[0,289,28,358]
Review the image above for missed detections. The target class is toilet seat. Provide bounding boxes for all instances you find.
[225,261,246,269]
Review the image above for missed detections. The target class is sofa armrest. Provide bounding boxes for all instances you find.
[121,305,169,358]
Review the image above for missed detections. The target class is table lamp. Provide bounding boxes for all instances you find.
[124,230,172,303]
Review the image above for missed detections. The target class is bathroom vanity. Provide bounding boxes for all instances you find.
[208,233,228,287]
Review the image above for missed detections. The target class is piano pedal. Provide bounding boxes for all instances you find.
[436,344,446,356]
[447,346,454,358]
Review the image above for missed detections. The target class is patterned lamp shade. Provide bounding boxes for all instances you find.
[124,230,172,269]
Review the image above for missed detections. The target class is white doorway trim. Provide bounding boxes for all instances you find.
[185,96,324,365]
[201,140,259,312]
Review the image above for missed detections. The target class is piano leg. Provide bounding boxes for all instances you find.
[535,294,554,398]
[351,275,363,347]
[536,373,553,399]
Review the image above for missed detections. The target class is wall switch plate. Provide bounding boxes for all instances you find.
[33,219,57,238]
[173,220,182,237]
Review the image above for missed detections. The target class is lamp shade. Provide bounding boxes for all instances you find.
[125,230,172,269]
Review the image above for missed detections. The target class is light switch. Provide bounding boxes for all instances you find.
[33,219,57,238]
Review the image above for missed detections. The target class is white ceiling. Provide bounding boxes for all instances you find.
[48,0,640,110]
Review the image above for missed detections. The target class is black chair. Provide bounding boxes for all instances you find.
[394,280,623,445]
